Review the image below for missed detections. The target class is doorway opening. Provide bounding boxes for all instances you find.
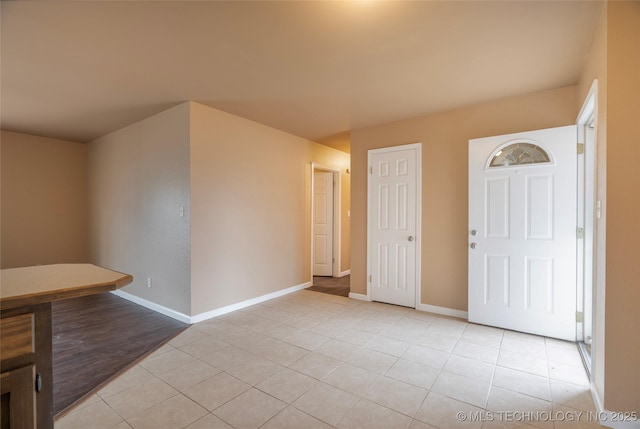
[310,164,341,283]
[307,275,350,297]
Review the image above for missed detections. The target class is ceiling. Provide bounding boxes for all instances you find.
[1,1,603,149]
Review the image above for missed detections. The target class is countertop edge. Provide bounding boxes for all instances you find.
[0,274,134,311]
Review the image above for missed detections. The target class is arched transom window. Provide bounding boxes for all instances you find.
[489,142,551,168]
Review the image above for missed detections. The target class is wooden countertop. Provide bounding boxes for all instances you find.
[0,264,133,310]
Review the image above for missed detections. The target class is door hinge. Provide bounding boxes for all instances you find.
[577,227,584,239]
[576,311,584,322]
[369,166,373,175]
[577,143,584,155]
[368,274,372,282]
[332,258,335,263]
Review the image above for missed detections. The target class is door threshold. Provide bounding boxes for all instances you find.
[577,341,592,379]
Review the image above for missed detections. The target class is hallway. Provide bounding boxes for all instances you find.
[307,275,350,297]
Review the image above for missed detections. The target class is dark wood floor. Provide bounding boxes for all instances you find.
[307,275,350,297]
[52,293,187,417]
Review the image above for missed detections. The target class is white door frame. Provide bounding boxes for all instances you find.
[310,163,341,281]
[576,80,598,368]
[366,143,422,306]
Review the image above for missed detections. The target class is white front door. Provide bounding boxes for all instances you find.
[313,171,333,276]
[368,143,421,308]
[468,126,577,340]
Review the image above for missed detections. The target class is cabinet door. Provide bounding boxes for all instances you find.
[1,364,36,429]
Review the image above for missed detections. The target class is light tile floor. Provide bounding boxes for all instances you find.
[56,290,603,429]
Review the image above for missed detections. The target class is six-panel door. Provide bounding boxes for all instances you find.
[369,145,420,308]
[468,126,577,340]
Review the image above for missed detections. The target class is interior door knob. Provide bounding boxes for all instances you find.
[470,242,477,249]
[408,236,414,242]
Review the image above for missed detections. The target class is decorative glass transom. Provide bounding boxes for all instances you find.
[489,143,551,168]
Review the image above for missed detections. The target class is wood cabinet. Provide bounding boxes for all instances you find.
[1,365,37,429]
[1,304,52,429]
[0,264,132,429]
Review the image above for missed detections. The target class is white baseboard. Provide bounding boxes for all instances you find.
[591,380,605,417]
[597,412,640,429]
[417,303,468,320]
[113,281,311,325]
[347,295,468,321]
[111,290,191,324]
[590,381,640,428]
[339,270,351,277]
[348,292,370,301]
[190,281,311,324]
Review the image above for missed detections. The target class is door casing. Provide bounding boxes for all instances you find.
[576,79,598,375]
[310,163,341,281]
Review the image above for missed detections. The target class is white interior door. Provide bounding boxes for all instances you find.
[468,126,577,340]
[368,144,420,308]
[313,171,333,276]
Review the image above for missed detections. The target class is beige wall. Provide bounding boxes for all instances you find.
[350,86,578,309]
[88,104,191,315]
[190,102,350,316]
[577,2,608,412]
[86,100,349,318]
[576,1,640,413]
[602,0,639,412]
[1,131,88,268]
